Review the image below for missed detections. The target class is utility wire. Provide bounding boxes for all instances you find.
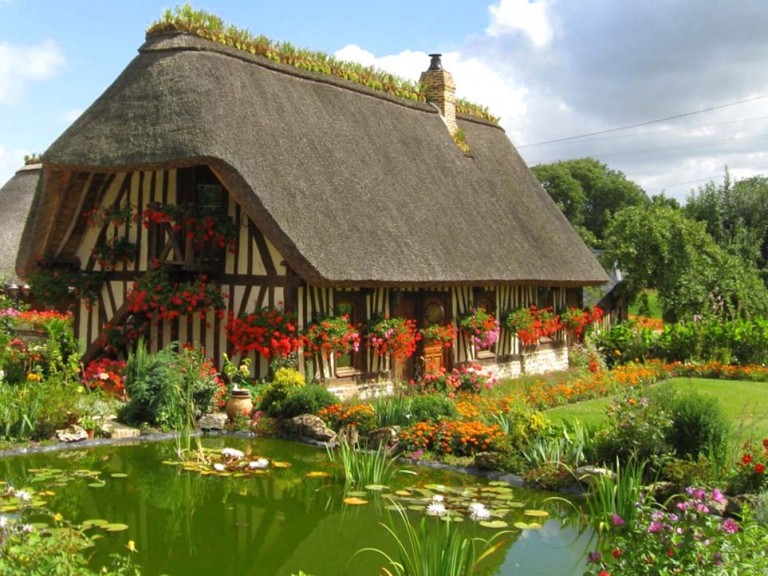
[519,93,768,148]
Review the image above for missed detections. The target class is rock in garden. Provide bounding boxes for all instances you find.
[285,414,336,443]
[367,426,400,448]
[198,413,228,431]
[474,451,501,470]
[575,465,616,486]
[56,426,88,443]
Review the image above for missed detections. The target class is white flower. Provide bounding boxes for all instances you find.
[220,448,244,460]
[248,458,269,469]
[432,494,445,503]
[22,524,33,533]
[213,463,226,472]
[427,502,447,517]
[0,515,7,529]
[468,502,491,521]
[15,490,31,501]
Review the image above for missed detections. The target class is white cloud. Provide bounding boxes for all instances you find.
[334,45,528,141]
[0,145,28,187]
[0,39,65,104]
[486,0,554,48]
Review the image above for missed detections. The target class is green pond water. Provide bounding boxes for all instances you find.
[0,438,593,575]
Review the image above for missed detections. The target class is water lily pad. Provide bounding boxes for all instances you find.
[407,505,426,511]
[232,473,248,478]
[0,505,19,513]
[424,484,447,491]
[110,473,128,479]
[479,520,508,529]
[365,484,388,491]
[103,523,130,532]
[343,497,368,505]
[82,519,109,527]
[272,462,292,468]
[524,509,549,518]
[88,482,105,488]
[488,481,511,487]
[161,461,181,466]
[306,471,331,478]
[513,521,542,530]
[394,490,412,496]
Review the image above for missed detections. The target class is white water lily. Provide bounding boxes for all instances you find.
[432,494,445,503]
[0,515,7,529]
[213,463,226,471]
[427,502,447,517]
[14,490,31,501]
[220,447,245,460]
[248,458,269,469]
[468,502,491,521]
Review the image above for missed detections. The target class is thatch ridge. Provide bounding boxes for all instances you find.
[28,31,608,287]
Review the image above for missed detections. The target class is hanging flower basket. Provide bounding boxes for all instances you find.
[225,306,301,359]
[302,315,361,358]
[365,316,421,361]
[419,323,456,348]
[458,308,499,350]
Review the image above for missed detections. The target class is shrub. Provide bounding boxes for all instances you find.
[409,394,457,423]
[278,384,337,419]
[259,367,306,417]
[665,388,729,467]
[317,402,376,434]
[120,341,224,427]
[594,393,673,466]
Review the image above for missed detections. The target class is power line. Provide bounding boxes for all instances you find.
[518,93,768,148]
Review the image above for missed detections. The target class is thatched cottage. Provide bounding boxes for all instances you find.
[17,22,607,384]
[0,164,39,289]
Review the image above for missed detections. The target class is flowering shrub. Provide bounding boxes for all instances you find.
[419,323,456,347]
[91,237,137,270]
[398,418,504,456]
[410,363,496,396]
[126,265,225,322]
[366,316,420,360]
[585,487,746,576]
[730,438,768,494]
[302,315,360,357]
[458,308,499,350]
[225,306,300,359]
[317,402,376,434]
[82,358,127,397]
[98,317,149,356]
[85,201,136,228]
[561,306,604,338]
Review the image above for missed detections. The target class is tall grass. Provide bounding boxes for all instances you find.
[358,503,511,576]
[522,419,591,468]
[328,440,399,486]
[583,458,646,532]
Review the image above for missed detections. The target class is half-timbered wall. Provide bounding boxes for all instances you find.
[69,168,290,377]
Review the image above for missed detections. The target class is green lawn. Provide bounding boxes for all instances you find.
[545,377,768,445]
[628,289,662,318]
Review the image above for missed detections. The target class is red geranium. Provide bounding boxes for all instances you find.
[225,306,301,359]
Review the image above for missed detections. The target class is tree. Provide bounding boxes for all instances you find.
[685,171,768,273]
[532,158,649,247]
[603,204,768,323]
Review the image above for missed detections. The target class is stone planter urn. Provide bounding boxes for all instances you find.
[225,389,253,422]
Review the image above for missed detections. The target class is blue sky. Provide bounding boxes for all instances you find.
[3,0,768,200]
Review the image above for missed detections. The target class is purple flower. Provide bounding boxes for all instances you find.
[711,488,726,504]
[648,520,663,533]
[611,513,625,527]
[722,518,739,534]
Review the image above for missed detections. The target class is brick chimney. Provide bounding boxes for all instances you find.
[419,54,458,135]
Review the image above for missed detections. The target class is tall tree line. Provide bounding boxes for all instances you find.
[533,159,768,323]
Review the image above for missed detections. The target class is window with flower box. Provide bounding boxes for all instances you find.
[334,292,365,376]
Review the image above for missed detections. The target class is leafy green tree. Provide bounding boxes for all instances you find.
[685,171,768,272]
[603,204,768,323]
[532,158,649,247]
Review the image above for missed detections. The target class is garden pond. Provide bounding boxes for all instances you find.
[0,437,593,575]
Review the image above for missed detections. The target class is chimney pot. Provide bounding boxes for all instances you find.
[427,54,443,71]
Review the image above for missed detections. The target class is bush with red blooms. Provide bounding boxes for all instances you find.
[225,306,301,360]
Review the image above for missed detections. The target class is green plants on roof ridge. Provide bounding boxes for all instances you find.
[147,4,499,124]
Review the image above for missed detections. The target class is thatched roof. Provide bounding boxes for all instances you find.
[22,32,607,288]
[1,164,40,282]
